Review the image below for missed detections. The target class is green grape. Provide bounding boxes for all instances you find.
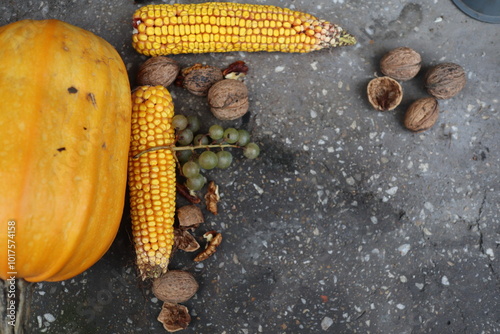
[216,151,233,169]
[243,142,260,159]
[198,150,218,170]
[177,128,194,145]
[186,174,206,191]
[176,150,193,164]
[193,134,209,146]
[208,124,224,140]
[237,129,251,146]
[172,114,188,131]
[187,115,201,133]
[182,161,200,178]
[223,128,239,144]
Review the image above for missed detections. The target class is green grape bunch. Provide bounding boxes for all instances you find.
[172,115,260,191]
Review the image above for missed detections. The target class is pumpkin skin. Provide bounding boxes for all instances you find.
[0,20,131,282]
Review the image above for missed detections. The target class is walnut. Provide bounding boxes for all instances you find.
[176,205,204,228]
[207,79,249,120]
[136,56,180,87]
[367,76,403,111]
[425,62,466,99]
[152,270,199,304]
[182,64,223,96]
[157,302,191,333]
[380,47,421,81]
[404,97,439,132]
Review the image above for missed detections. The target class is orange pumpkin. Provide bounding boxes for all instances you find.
[0,19,131,282]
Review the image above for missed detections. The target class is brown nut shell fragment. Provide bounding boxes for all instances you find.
[204,181,219,215]
[182,64,223,96]
[152,270,199,303]
[367,76,403,111]
[157,302,191,333]
[194,231,222,262]
[404,97,439,132]
[177,205,204,228]
[136,56,180,87]
[174,228,200,252]
[425,62,466,99]
[380,47,421,81]
[223,60,249,80]
[208,79,249,120]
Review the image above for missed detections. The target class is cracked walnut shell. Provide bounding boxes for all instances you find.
[380,47,421,81]
[208,79,249,120]
[157,302,191,333]
[367,76,403,111]
[404,97,439,132]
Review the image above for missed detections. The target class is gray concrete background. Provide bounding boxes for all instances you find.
[2,0,499,333]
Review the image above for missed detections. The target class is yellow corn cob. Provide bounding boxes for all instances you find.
[132,2,356,56]
[128,85,176,280]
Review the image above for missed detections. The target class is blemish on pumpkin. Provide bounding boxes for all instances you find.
[87,93,97,108]
[68,86,78,94]
[102,142,107,149]
[83,127,88,130]
[57,147,66,152]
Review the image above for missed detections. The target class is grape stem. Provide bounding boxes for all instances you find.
[133,144,239,160]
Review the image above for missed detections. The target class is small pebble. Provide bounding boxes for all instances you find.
[321,317,334,330]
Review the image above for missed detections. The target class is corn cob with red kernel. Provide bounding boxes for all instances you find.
[132,2,356,56]
[128,85,176,280]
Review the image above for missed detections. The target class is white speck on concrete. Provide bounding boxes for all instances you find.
[486,248,494,259]
[310,61,318,70]
[398,244,411,256]
[423,227,433,236]
[396,304,406,310]
[386,186,398,195]
[415,283,424,290]
[371,216,378,224]
[253,183,264,195]
[419,163,429,172]
[275,65,285,72]
[346,176,355,185]
[442,276,450,286]
[400,275,408,283]
[310,110,317,118]
[424,202,434,212]
[435,16,443,22]
[43,313,56,322]
[321,317,334,331]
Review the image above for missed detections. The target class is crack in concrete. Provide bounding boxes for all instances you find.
[474,191,500,290]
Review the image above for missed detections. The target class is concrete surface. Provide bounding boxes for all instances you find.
[2,0,499,333]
